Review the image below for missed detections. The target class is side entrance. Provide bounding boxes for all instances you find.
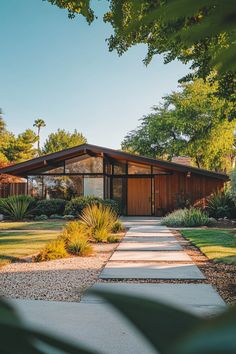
[127,178,152,216]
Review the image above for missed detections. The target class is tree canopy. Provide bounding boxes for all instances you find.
[43,129,87,154]
[46,0,236,113]
[122,78,235,172]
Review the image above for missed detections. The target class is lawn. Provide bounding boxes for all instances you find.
[0,220,66,231]
[181,229,236,264]
[0,230,59,267]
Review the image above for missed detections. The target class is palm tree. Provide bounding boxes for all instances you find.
[0,108,6,133]
[33,118,46,155]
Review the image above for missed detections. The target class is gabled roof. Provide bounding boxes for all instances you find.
[0,143,228,180]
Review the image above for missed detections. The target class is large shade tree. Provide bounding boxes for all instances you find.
[122,78,236,172]
[46,0,236,116]
[43,129,87,154]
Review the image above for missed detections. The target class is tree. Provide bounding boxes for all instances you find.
[43,129,87,154]
[48,0,236,116]
[33,118,46,155]
[122,78,235,172]
[0,108,6,133]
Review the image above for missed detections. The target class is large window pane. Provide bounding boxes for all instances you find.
[65,156,103,173]
[113,161,126,175]
[28,176,43,198]
[84,177,104,198]
[43,176,83,199]
[128,162,151,174]
[112,177,127,214]
[29,163,64,175]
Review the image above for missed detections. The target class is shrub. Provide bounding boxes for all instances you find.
[0,195,35,221]
[60,221,89,245]
[63,214,75,220]
[67,235,93,256]
[107,234,121,243]
[111,220,125,233]
[34,214,48,221]
[35,240,67,261]
[35,199,66,216]
[64,196,119,217]
[80,204,117,242]
[206,191,235,219]
[49,214,64,219]
[161,208,211,227]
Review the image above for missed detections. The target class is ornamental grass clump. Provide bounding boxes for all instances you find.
[60,221,93,256]
[161,208,211,227]
[80,204,118,242]
[0,195,35,221]
[35,240,67,262]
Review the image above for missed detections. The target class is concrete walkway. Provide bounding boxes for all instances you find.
[10,217,225,354]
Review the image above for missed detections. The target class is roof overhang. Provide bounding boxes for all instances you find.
[0,143,229,180]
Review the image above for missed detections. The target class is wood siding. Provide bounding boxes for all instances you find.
[0,183,27,198]
[154,172,224,216]
[128,178,152,215]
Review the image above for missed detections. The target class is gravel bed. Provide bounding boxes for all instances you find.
[0,243,117,302]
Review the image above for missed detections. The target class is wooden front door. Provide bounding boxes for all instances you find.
[127,178,152,215]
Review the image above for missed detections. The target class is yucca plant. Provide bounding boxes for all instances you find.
[80,204,117,242]
[206,191,235,219]
[0,195,35,221]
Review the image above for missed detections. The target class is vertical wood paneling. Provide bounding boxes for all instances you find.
[0,183,27,198]
[155,173,225,215]
[128,178,151,215]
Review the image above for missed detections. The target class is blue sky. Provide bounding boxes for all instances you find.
[0,0,189,149]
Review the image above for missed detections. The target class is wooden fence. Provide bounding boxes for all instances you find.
[0,183,27,198]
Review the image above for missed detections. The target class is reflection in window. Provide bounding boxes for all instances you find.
[29,164,64,175]
[113,161,126,175]
[43,176,83,199]
[128,162,151,174]
[28,176,43,198]
[152,166,168,174]
[112,178,127,214]
[84,177,103,198]
[65,156,103,174]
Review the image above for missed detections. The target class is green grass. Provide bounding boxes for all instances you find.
[0,230,59,267]
[181,229,236,264]
[0,220,66,231]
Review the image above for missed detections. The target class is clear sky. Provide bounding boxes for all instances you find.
[0,0,189,149]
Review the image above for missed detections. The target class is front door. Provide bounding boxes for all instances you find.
[127,178,152,216]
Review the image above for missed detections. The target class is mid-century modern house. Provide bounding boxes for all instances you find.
[0,144,228,216]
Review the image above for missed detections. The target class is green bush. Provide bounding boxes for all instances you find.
[111,220,125,233]
[64,196,119,217]
[35,240,67,261]
[63,214,75,220]
[35,199,66,216]
[206,191,235,219]
[0,195,36,221]
[161,208,211,227]
[49,214,64,219]
[34,214,48,221]
[81,204,118,242]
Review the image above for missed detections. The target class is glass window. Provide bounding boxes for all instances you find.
[65,156,103,174]
[152,166,168,174]
[104,176,111,199]
[112,177,127,214]
[113,161,126,175]
[28,176,43,198]
[43,176,83,199]
[84,177,104,198]
[29,163,64,175]
[128,162,151,174]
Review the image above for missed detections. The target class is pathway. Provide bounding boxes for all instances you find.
[10,217,225,354]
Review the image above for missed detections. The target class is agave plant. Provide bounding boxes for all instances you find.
[0,195,35,221]
[206,191,235,219]
[80,204,117,242]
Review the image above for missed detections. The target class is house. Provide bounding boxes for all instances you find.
[0,144,228,216]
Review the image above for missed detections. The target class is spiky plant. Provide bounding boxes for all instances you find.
[80,204,117,242]
[0,195,35,221]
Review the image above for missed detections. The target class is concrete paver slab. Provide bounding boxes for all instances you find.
[116,242,182,251]
[82,283,225,315]
[110,250,191,261]
[10,299,156,354]
[123,236,178,243]
[100,262,205,279]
